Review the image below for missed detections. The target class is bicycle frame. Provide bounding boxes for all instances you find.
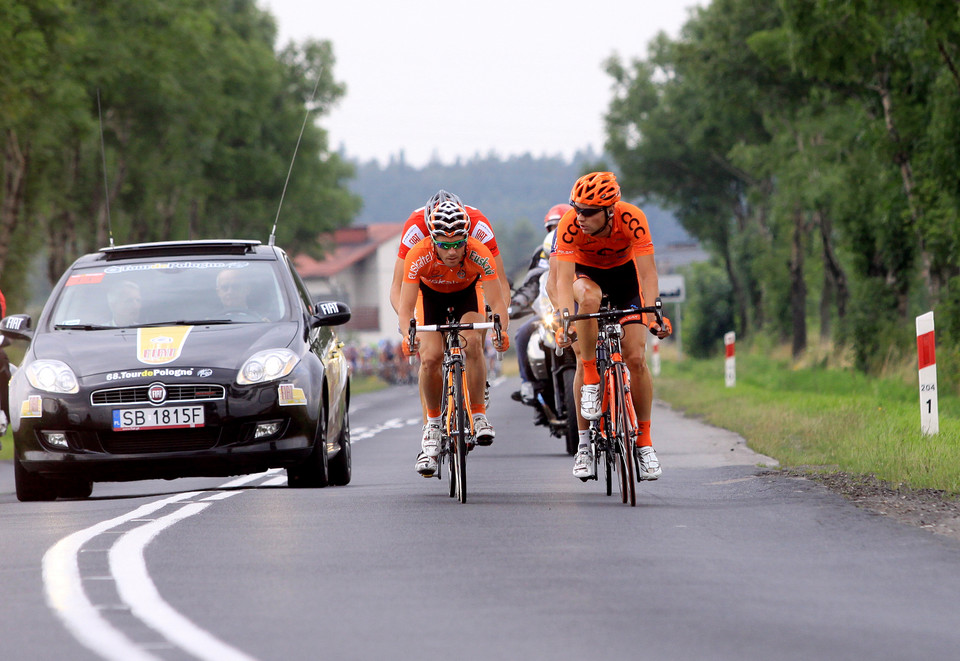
[560,300,663,506]
[408,311,503,504]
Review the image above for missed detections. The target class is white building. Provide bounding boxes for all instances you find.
[294,223,404,345]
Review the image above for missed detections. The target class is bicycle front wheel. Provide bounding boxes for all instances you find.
[612,366,636,506]
[449,361,468,503]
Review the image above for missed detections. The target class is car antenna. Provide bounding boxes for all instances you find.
[269,69,323,247]
[97,89,115,248]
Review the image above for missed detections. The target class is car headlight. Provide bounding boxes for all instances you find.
[25,360,79,394]
[237,349,300,385]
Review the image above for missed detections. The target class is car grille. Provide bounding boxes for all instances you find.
[91,384,226,406]
[99,428,222,454]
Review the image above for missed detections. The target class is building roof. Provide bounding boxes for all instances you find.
[295,223,403,278]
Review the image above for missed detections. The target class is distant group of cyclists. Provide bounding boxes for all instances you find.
[383,171,672,483]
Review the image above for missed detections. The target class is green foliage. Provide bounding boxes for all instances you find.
[656,350,960,494]
[682,261,735,357]
[0,0,359,302]
[603,0,960,374]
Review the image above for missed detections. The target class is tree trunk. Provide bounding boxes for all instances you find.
[790,205,807,359]
[816,209,848,338]
[873,62,934,301]
[1,129,29,278]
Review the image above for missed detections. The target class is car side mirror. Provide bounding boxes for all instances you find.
[1,314,33,341]
[311,301,351,328]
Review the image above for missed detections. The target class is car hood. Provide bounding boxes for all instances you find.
[31,322,302,378]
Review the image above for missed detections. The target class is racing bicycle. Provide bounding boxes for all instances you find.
[559,297,664,507]
[408,310,504,504]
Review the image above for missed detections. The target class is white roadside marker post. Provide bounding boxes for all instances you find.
[724,331,736,388]
[650,335,661,376]
[916,311,939,435]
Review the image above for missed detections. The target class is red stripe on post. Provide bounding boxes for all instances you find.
[725,343,735,358]
[917,331,936,370]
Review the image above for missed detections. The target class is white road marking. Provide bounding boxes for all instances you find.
[109,502,256,661]
[43,470,281,661]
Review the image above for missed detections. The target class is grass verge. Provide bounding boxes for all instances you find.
[655,351,960,495]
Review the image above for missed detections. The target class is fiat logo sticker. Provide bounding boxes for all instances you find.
[148,383,167,404]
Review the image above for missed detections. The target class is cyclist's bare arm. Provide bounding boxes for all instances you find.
[635,253,670,338]
[397,279,419,346]
[555,258,578,347]
[480,279,510,351]
[493,253,511,306]
[547,253,559,307]
[389,257,406,314]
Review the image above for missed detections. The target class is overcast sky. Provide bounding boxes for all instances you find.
[261,1,703,167]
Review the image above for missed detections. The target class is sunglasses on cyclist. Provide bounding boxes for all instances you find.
[434,238,467,250]
[573,205,604,217]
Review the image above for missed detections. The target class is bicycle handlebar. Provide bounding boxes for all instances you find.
[407,313,505,362]
[556,300,665,353]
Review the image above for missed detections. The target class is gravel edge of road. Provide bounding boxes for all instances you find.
[765,468,960,543]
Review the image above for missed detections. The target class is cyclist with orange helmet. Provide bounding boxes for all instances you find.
[397,191,510,477]
[554,172,671,481]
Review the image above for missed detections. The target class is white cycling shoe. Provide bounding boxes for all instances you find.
[416,451,438,477]
[421,423,441,458]
[572,447,595,480]
[580,384,601,420]
[636,446,662,480]
[473,413,495,446]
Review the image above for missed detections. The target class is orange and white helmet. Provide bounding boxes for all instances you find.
[570,172,621,207]
[424,189,471,239]
[544,203,572,231]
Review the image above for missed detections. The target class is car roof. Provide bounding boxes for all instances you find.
[70,240,282,266]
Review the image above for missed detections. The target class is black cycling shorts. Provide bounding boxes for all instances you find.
[418,279,482,325]
[574,260,645,315]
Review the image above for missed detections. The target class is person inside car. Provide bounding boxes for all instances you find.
[107,280,142,327]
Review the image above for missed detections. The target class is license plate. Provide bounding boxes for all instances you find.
[112,406,205,431]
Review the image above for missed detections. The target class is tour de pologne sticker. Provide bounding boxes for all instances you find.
[21,395,43,418]
[278,383,306,406]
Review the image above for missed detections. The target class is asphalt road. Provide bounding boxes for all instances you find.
[1,376,959,661]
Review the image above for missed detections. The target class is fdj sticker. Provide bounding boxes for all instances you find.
[21,396,43,418]
[278,383,307,406]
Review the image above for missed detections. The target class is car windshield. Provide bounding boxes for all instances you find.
[49,260,289,328]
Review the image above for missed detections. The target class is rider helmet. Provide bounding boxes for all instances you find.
[569,172,621,208]
[543,203,573,231]
[424,189,471,239]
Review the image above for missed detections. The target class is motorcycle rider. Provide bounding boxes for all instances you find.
[510,203,571,409]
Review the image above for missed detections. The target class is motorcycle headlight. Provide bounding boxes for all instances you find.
[25,360,79,394]
[237,349,300,385]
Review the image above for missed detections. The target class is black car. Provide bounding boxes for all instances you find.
[1,239,352,501]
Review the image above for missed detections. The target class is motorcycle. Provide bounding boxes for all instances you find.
[514,306,579,455]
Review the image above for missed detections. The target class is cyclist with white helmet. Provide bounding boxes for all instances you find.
[397,191,510,477]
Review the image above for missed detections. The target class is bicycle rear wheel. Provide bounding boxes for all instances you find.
[612,367,636,506]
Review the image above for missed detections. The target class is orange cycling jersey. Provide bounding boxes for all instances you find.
[403,236,498,293]
[397,206,499,260]
[554,201,654,268]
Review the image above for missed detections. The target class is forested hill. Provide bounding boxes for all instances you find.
[346,151,693,247]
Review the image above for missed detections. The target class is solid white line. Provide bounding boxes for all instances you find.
[109,503,257,661]
[43,492,202,661]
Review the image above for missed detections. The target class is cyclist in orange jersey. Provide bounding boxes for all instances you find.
[397,193,509,477]
[389,191,511,417]
[554,171,671,481]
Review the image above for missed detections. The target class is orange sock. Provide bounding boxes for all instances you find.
[637,420,652,447]
[582,359,600,385]
[470,403,485,416]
